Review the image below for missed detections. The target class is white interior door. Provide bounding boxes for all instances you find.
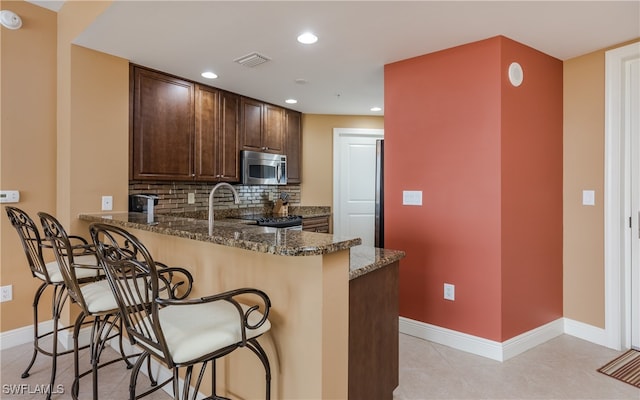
[333,128,383,245]
[605,42,640,351]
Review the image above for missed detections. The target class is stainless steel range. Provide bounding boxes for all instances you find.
[236,214,303,230]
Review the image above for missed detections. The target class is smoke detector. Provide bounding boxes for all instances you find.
[1,10,22,30]
[234,52,271,68]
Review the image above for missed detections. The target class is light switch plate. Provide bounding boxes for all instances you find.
[402,190,422,206]
[582,190,595,206]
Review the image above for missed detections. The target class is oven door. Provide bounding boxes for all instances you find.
[242,151,287,185]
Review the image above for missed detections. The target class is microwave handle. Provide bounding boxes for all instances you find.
[276,163,282,184]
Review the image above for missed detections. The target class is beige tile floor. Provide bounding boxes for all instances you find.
[1,333,638,399]
[394,333,639,399]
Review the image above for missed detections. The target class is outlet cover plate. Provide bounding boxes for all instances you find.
[1,285,12,302]
[101,195,113,211]
[444,283,455,301]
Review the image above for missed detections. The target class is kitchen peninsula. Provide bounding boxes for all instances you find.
[79,212,404,400]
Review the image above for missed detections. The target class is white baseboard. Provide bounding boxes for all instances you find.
[399,317,564,362]
[0,316,611,387]
[0,319,103,352]
[0,320,54,350]
[563,318,612,349]
[0,321,203,399]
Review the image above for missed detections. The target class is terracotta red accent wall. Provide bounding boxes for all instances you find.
[384,36,562,342]
[499,38,563,340]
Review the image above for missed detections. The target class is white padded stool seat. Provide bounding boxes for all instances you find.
[40,255,100,283]
[80,280,118,314]
[81,278,149,314]
[153,301,271,364]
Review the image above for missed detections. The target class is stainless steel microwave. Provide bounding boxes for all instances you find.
[241,150,287,185]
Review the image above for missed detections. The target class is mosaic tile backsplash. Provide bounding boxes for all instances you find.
[129,181,301,214]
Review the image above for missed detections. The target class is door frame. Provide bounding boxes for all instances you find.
[604,41,640,350]
[332,128,384,239]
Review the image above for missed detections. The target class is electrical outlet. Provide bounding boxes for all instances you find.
[1,285,13,302]
[101,195,113,211]
[444,283,455,301]
[188,192,196,204]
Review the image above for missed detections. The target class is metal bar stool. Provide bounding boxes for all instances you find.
[38,211,156,400]
[90,222,272,400]
[4,206,102,400]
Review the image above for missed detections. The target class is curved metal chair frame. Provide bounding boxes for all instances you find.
[38,212,151,399]
[89,222,272,400]
[4,206,101,400]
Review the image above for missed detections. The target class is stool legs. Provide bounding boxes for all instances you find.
[71,313,136,400]
[21,282,48,379]
[247,339,272,400]
[22,282,72,400]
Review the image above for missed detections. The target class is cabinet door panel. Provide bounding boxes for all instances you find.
[218,92,240,181]
[263,104,284,153]
[194,85,219,181]
[240,98,263,151]
[132,67,194,180]
[285,110,302,183]
[302,216,330,233]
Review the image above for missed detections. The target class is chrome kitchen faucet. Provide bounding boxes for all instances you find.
[208,183,240,235]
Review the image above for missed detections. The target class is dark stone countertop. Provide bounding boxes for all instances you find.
[171,206,331,220]
[349,245,405,280]
[79,212,360,258]
[79,211,404,279]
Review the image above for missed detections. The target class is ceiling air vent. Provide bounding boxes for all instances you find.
[234,52,271,68]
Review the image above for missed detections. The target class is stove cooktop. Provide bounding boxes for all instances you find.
[256,215,302,228]
[235,214,302,228]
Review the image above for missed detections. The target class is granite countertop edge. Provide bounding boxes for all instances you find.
[349,245,406,280]
[79,211,406,279]
[79,212,359,257]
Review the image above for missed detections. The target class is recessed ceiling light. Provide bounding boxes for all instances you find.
[370,107,382,112]
[285,99,298,104]
[201,71,218,79]
[297,32,318,44]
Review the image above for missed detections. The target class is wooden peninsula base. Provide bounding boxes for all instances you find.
[79,212,404,399]
[349,260,400,399]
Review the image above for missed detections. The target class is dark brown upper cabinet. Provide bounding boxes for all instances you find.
[285,109,302,184]
[130,65,301,183]
[240,97,284,154]
[130,65,240,182]
[130,66,195,180]
[195,86,240,182]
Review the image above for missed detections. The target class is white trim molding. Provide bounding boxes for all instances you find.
[0,320,54,350]
[399,317,564,362]
[0,320,95,352]
[0,317,613,373]
[563,318,609,347]
[604,41,640,351]
[0,322,204,399]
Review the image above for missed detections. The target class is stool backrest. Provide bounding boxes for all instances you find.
[89,223,170,361]
[38,212,90,310]
[5,206,51,282]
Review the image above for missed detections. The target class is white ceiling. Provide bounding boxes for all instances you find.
[27,1,640,115]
